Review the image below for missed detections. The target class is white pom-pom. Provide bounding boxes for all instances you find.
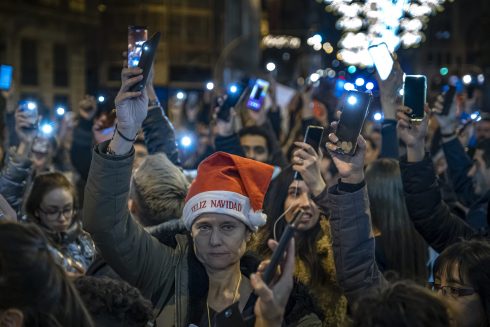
[248,209,267,231]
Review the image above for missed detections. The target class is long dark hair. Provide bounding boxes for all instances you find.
[434,238,490,326]
[365,159,428,283]
[253,166,329,287]
[25,172,78,222]
[0,222,94,326]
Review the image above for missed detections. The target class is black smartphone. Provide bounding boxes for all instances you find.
[294,126,324,180]
[403,75,427,122]
[439,85,456,116]
[216,83,247,122]
[335,91,372,156]
[129,32,161,92]
[17,100,39,129]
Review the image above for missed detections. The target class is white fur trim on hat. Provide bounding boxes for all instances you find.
[183,190,267,231]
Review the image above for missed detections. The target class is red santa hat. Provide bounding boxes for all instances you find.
[183,152,274,231]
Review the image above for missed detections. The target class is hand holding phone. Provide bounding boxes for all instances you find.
[128,26,148,68]
[403,75,427,122]
[333,91,372,155]
[216,83,247,122]
[17,101,39,129]
[293,126,324,180]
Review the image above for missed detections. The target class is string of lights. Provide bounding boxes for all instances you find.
[321,0,454,66]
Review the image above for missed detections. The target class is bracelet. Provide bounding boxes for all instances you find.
[115,125,137,142]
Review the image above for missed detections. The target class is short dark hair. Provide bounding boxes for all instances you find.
[350,281,451,327]
[239,126,273,154]
[74,276,154,327]
[434,238,490,326]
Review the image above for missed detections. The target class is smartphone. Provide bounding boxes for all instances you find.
[368,43,394,81]
[335,91,372,156]
[216,83,247,122]
[17,101,39,129]
[128,26,148,68]
[247,79,270,111]
[0,65,13,90]
[294,126,324,180]
[439,85,456,116]
[403,75,427,122]
[129,32,161,92]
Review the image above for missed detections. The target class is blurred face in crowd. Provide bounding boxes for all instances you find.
[240,134,270,163]
[435,265,485,327]
[364,139,380,167]
[133,143,148,171]
[36,187,74,232]
[284,180,320,231]
[31,137,53,173]
[476,120,490,141]
[467,149,490,195]
[191,213,250,271]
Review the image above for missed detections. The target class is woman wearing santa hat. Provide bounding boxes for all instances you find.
[82,64,322,326]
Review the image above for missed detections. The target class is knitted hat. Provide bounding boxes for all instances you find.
[183,152,274,231]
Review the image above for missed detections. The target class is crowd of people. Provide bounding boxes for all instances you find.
[0,49,489,327]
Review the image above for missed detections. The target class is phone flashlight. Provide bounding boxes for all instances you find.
[27,101,37,110]
[56,107,66,116]
[98,95,105,103]
[180,135,193,148]
[347,95,358,105]
[40,123,54,136]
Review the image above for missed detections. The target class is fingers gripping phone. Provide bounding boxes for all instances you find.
[247,79,270,111]
[18,101,39,129]
[403,75,427,122]
[217,83,247,122]
[335,91,372,156]
[368,43,394,81]
[294,126,324,180]
[129,32,161,92]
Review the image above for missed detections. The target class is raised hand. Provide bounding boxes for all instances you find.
[251,239,295,327]
[326,125,366,184]
[432,93,459,135]
[396,104,430,162]
[376,60,404,120]
[292,142,326,196]
[15,108,37,145]
[114,66,148,139]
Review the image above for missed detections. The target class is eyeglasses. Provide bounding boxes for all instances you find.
[38,207,74,220]
[430,283,476,298]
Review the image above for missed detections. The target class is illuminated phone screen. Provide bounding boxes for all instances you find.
[128,26,148,68]
[368,43,394,81]
[247,79,270,111]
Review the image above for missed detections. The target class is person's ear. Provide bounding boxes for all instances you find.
[0,309,24,327]
[128,198,137,216]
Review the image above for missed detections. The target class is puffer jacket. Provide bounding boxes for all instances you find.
[0,147,32,215]
[83,141,322,327]
[25,217,95,273]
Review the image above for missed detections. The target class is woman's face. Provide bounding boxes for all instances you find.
[191,213,250,271]
[36,187,74,233]
[283,180,321,231]
[435,264,486,327]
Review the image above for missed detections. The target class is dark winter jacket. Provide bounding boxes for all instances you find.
[442,138,488,229]
[399,153,477,253]
[83,141,322,327]
[0,148,32,215]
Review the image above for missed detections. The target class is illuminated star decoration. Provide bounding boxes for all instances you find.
[322,0,453,66]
